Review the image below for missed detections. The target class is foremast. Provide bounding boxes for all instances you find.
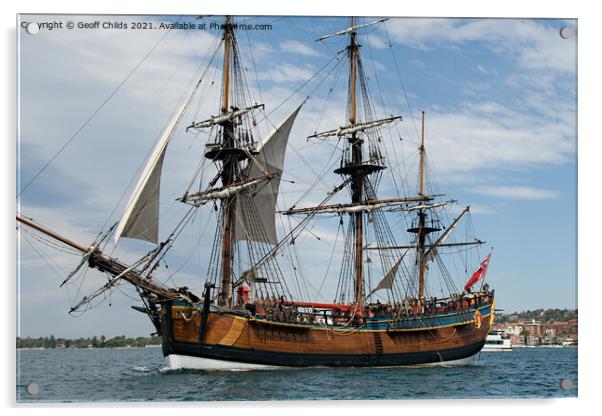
[198,16,260,308]
[218,16,236,308]
[185,16,301,309]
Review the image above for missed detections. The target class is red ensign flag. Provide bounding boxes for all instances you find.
[464,252,492,292]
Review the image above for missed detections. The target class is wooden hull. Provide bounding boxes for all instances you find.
[159,299,494,368]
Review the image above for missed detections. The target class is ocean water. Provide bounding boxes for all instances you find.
[16,347,577,402]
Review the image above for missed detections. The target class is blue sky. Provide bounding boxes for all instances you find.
[17,15,577,337]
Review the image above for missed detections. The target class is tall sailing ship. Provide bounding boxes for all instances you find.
[18,16,495,369]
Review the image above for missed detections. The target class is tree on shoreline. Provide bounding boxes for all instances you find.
[495,308,577,324]
[17,335,162,349]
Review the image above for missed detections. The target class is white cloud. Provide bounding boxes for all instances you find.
[365,33,388,50]
[476,65,487,74]
[471,185,560,200]
[244,41,274,60]
[382,18,577,73]
[446,203,496,215]
[279,39,321,57]
[257,63,314,84]
[381,97,575,187]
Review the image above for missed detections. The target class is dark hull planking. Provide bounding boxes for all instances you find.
[158,298,494,367]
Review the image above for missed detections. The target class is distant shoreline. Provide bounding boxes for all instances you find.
[16,335,162,349]
[17,345,162,350]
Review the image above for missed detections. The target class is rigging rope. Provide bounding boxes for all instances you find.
[382,22,421,142]
[18,16,186,198]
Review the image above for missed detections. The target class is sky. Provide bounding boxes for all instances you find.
[16,14,577,338]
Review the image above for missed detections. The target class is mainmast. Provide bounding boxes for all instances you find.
[305,17,400,308]
[347,17,365,309]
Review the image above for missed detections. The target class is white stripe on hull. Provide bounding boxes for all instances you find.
[164,354,284,371]
[411,353,477,367]
[163,351,478,371]
[481,347,512,352]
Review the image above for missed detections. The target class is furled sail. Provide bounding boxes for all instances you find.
[282,196,430,215]
[181,175,272,204]
[307,115,401,139]
[316,18,388,41]
[114,97,191,244]
[186,103,264,131]
[390,200,450,212]
[233,105,302,244]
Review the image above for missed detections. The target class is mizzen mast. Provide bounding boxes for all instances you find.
[409,111,441,299]
[417,111,428,299]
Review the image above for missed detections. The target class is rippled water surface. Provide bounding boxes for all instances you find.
[16,347,577,402]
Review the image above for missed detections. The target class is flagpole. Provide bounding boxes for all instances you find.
[478,247,494,291]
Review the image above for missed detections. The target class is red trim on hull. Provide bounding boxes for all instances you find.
[283,301,356,311]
